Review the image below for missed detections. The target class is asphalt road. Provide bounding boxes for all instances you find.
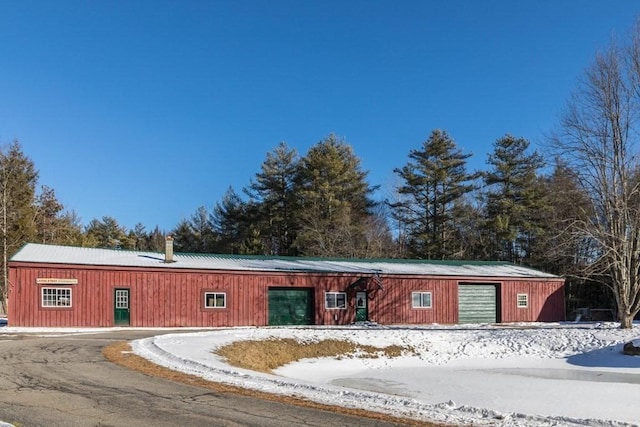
[0,330,411,427]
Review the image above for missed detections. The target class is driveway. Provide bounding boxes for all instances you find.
[0,330,411,427]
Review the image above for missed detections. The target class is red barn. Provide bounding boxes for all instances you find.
[8,241,565,327]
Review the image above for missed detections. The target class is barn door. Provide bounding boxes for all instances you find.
[458,284,498,324]
[114,289,130,326]
[268,288,313,326]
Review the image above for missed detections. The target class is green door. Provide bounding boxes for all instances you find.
[268,288,313,326]
[355,291,368,322]
[458,284,497,324]
[114,289,130,326]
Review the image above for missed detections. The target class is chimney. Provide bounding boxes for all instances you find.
[164,235,174,263]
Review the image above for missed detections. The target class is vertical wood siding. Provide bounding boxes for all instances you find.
[8,263,565,327]
[499,280,565,322]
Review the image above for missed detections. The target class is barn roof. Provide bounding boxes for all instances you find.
[10,243,560,279]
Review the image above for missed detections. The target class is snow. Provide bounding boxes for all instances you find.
[12,243,558,278]
[3,322,640,426]
[130,323,640,427]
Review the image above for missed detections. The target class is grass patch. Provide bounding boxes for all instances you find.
[103,341,441,426]
[215,338,415,373]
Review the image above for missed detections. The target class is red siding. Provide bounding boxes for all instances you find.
[7,262,565,327]
[499,280,566,322]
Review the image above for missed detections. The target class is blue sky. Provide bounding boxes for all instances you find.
[1,1,639,232]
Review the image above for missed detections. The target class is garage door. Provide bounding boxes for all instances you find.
[458,284,498,324]
[268,288,314,326]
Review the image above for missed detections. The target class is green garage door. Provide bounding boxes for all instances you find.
[268,288,314,326]
[458,284,498,324]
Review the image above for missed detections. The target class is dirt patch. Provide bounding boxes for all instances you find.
[215,338,414,373]
[103,341,441,427]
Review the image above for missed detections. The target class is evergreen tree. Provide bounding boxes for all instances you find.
[147,226,167,252]
[295,134,378,257]
[52,210,84,246]
[244,142,300,255]
[391,130,478,259]
[532,160,593,274]
[0,140,38,311]
[34,185,64,244]
[85,216,131,249]
[171,219,197,253]
[33,186,84,246]
[129,223,149,250]
[483,134,546,263]
[171,206,217,253]
[211,187,251,254]
[534,160,608,316]
[189,206,216,253]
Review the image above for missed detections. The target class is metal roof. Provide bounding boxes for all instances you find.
[10,243,560,279]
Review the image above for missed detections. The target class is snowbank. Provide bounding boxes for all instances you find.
[131,323,640,427]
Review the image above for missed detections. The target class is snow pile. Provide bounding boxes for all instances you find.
[132,323,640,427]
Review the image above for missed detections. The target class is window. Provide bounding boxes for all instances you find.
[41,287,72,307]
[204,292,226,308]
[325,292,346,309]
[412,292,432,308]
[517,293,528,308]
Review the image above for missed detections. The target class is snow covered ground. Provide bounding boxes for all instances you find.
[3,322,640,426]
[131,323,640,427]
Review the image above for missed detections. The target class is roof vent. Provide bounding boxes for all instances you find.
[164,235,175,263]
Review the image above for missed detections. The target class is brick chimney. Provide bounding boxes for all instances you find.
[164,235,175,263]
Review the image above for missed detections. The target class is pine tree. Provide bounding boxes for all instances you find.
[391,130,478,259]
[34,185,64,244]
[171,219,197,253]
[85,216,131,249]
[189,206,215,253]
[52,210,84,246]
[211,187,252,254]
[171,206,216,253]
[147,226,166,252]
[533,160,608,316]
[129,223,149,250]
[0,141,38,311]
[33,186,84,246]
[483,134,545,263]
[244,142,300,255]
[295,134,378,257]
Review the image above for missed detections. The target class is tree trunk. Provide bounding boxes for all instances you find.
[619,310,634,329]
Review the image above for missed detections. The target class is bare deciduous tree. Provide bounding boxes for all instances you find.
[555,27,640,328]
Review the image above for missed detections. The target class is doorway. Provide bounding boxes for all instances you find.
[355,291,368,322]
[114,288,130,326]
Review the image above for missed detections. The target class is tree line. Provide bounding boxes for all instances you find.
[5,22,640,327]
[0,131,606,321]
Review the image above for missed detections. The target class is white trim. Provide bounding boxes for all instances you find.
[41,287,72,307]
[325,292,347,310]
[412,291,432,308]
[516,293,529,308]
[204,292,226,308]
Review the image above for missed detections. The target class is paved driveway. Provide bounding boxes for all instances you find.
[0,330,411,427]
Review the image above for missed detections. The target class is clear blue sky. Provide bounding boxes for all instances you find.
[1,1,639,232]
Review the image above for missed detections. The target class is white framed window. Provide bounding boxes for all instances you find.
[41,287,72,307]
[517,293,528,308]
[204,292,226,308]
[325,292,346,309]
[412,291,432,308]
